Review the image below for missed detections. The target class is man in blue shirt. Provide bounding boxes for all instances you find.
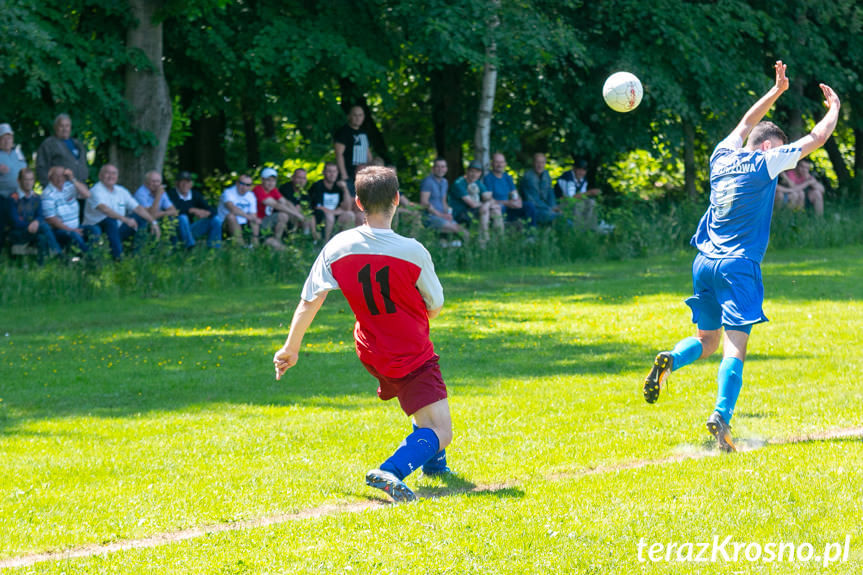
[483,153,535,225]
[642,61,841,452]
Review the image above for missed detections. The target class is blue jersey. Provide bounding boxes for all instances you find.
[691,135,800,263]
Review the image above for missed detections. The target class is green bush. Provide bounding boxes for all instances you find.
[2,199,862,307]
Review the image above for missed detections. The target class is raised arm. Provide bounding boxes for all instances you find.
[791,84,841,159]
[729,61,789,144]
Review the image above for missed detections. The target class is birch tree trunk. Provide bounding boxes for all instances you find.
[473,0,500,172]
[111,0,172,190]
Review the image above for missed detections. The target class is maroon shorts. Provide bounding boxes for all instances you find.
[362,355,448,416]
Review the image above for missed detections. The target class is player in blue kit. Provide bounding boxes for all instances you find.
[642,61,840,452]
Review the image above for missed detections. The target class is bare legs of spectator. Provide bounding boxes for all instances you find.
[322,209,356,243]
[573,197,598,230]
[224,213,260,246]
[805,182,824,217]
[478,201,503,243]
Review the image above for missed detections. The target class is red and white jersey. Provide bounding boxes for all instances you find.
[301,226,444,378]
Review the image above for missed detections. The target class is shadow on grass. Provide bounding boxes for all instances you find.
[1,249,859,434]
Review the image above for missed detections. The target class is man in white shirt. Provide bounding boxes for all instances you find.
[218,174,261,246]
[82,164,160,259]
[42,165,92,253]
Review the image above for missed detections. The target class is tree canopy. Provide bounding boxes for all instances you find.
[0,0,859,201]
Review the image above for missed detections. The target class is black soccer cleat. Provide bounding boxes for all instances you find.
[365,469,416,502]
[643,352,673,404]
[706,412,737,453]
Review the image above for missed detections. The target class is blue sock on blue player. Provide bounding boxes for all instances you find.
[380,427,440,480]
[715,357,744,423]
[413,423,448,475]
[670,336,703,371]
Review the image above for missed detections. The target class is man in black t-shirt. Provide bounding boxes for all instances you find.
[308,162,356,242]
[278,168,318,240]
[333,106,372,197]
[167,171,222,248]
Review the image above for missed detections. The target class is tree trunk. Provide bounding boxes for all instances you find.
[786,79,805,140]
[683,118,697,200]
[242,97,260,170]
[473,0,500,172]
[430,65,466,181]
[111,0,172,190]
[178,113,227,179]
[823,134,853,194]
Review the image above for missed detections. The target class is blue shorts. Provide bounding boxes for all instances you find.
[684,253,767,332]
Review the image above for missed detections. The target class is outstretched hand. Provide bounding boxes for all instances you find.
[774,60,789,93]
[819,83,840,111]
[273,346,298,380]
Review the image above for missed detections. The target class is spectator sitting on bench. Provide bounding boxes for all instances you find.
[8,168,61,262]
[42,166,92,254]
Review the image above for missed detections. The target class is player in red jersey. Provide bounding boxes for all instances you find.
[273,166,452,502]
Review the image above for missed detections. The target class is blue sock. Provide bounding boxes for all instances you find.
[380,428,440,480]
[670,337,703,371]
[414,423,447,473]
[715,357,744,423]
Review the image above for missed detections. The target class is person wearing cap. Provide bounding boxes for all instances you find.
[82,164,160,260]
[555,157,601,230]
[519,153,559,225]
[449,159,502,242]
[252,167,296,251]
[0,123,27,199]
[36,114,89,187]
[42,165,92,254]
[218,174,261,246]
[167,171,223,248]
[0,123,27,250]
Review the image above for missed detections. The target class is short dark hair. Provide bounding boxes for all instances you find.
[748,121,787,147]
[355,166,398,215]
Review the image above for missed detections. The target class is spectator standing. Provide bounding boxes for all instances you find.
[419,157,466,240]
[36,114,89,187]
[219,175,261,246]
[8,168,61,262]
[42,166,91,253]
[555,158,600,230]
[333,106,372,197]
[520,153,559,225]
[308,162,356,243]
[483,152,535,226]
[449,160,502,242]
[82,164,160,260]
[167,171,223,248]
[0,123,27,198]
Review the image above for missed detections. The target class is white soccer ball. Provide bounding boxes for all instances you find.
[602,72,643,113]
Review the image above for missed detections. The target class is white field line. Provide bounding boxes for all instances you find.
[2,426,861,570]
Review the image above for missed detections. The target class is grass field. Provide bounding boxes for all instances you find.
[1,245,861,573]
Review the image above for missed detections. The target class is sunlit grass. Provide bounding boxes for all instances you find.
[1,246,862,572]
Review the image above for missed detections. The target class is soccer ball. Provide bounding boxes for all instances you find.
[602,72,643,113]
